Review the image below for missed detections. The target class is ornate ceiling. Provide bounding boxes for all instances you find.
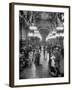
[19,11,64,42]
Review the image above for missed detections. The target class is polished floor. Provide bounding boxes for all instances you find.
[20,57,51,79]
[20,52,51,79]
[20,51,64,79]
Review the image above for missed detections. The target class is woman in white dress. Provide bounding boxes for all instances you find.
[40,46,44,65]
[45,50,47,60]
[46,52,49,63]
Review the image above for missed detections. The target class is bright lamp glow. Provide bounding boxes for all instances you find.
[56,33,64,37]
[34,30,39,33]
[28,32,34,37]
[29,25,37,30]
[56,26,64,30]
[46,33,64,41]
[28,31,42,41]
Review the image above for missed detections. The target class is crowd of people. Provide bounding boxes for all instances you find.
[20,43,64,77]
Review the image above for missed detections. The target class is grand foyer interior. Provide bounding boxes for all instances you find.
[19,10,64,79]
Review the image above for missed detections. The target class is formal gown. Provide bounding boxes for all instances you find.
[40,46,44,64]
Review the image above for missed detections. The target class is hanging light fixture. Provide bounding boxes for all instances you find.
[56,26,64,31]
[29,11,37,30]
[56,13,64,31]
[29,23,37,30]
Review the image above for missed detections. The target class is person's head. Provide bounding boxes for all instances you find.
[51,55,55,60]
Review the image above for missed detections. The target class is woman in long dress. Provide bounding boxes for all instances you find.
[40,46,44,65]
[46,52,49,63]
[45,50,47,60]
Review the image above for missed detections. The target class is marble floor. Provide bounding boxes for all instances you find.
[19,52,51,79]
[19,52,64,79]
[20,58,51,79]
